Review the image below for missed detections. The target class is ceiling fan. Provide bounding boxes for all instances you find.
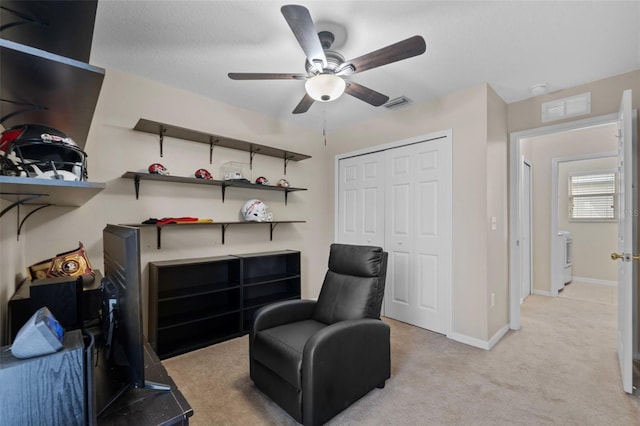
[228,4,426,114]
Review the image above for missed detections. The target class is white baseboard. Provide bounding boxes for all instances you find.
[533,289,551,296]
[448,325,509,351]
[570,276,617,287]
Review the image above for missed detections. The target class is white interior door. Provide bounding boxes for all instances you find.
[337,152,385,247]
[521,159,532,303]
[614,89,636,394]
[384,138,451,334]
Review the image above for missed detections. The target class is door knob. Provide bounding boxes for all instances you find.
[611,252,640,261]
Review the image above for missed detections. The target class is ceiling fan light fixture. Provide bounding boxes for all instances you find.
[305,73,345,102]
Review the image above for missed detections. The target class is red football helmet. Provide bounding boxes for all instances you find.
[148,163,169,175]
[255,176,269,185]
[195,168,213,180]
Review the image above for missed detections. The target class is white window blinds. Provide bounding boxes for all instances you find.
[569,172,616,221]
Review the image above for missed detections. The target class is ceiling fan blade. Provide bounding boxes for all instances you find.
[339,35,426,74]
[292,93,314,114]
[228,73,307,80]
[281,5,327,71]
[344,82,389,107]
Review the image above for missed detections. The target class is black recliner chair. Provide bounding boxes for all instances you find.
[250,243,390,425]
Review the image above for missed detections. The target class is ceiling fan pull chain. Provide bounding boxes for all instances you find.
[323,108,327,146]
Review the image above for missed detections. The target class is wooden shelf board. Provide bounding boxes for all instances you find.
[0,176,105,206]
[133,119,311,162]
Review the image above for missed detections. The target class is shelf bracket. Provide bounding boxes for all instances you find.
[283,154,292,175]
[134,174,141,199]
[0,6,48,33]
[221,223,230,244]
[269,223,279,241]
[0,193,45,218]
[156,226,162,249]
[249,147,260,170]
[158,127,167,157]
[209,137,218,164]
[284,189,290,205]
[0,98,47,124]
[221,183,227,203]
[17,204,51,241]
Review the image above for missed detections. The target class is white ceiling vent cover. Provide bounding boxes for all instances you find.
[541,92,591,123]
[384,96,413,110]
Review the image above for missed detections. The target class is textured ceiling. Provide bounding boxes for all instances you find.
[90,1,640,133]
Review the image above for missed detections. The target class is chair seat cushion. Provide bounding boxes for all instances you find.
[253,319,326,389]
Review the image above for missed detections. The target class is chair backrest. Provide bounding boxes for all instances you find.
[313,244,388,325]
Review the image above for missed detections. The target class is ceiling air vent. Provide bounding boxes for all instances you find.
[384,96,413,110]
[541,92,591,123]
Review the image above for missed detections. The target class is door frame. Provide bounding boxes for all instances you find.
[334,129,453,336]
[509,113,618,329]
[520,157,533,303]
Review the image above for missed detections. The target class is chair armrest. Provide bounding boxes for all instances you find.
[251,299,317,334]
[301,319,390,425]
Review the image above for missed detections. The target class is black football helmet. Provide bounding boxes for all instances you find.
[0,124,88,181]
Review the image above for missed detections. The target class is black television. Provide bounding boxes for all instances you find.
[95,224,168,417]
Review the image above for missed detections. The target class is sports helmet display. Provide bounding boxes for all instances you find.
[148,163,169,175]
[0,124,88,181]
[277,178,290,188]
[255,176,269,185]
[195,168,213,180]
[241,199,273,222]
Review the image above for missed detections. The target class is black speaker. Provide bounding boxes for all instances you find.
[30,276,83,330]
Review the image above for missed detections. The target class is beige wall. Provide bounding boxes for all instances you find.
[508,70,640,133]
[522,124,618,293]
[558,156,618,283]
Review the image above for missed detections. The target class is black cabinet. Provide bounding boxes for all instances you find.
[148,251,301,359]
[237,251,301,330]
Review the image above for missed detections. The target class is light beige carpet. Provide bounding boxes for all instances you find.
[558,281,618,306]
[163,295,640,425]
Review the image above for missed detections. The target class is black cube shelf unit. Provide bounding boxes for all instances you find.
[148,250,301,359]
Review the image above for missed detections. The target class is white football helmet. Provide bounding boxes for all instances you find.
[241,199,272,222]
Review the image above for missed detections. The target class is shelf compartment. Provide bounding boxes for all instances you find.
[238,251,301,284]
[155,312,241,359]
[151,256,241,297]
[243,279,301,310]
[244,272,301,287]
[157,289,240,329]
[0,38,105,149]
[158,283,240,301]
[0,0,98,63]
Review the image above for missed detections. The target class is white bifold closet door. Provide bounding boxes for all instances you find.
[337,135,451,335]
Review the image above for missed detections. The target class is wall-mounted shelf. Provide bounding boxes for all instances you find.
[122,220,306,249]
[132,119,311,174]
[0,38,105,149]
[0,176,105,238]
[121,171,307,204]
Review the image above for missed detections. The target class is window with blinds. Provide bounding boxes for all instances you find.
[569,171,617,221]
